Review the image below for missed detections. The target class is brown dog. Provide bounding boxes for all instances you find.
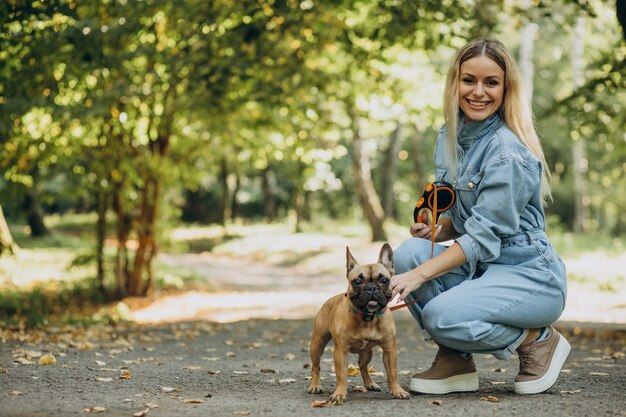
[307,243,410,401]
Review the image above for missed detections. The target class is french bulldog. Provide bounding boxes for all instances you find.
[307,243,410,401]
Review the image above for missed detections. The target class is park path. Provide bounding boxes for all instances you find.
[129,239,626,325]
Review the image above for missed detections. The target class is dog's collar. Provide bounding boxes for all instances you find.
[347,297,387,322]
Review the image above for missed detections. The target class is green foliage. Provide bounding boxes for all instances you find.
[1,0,624,293]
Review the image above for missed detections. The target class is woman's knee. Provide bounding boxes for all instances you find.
[393,238,433,274]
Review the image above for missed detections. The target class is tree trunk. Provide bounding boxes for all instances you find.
[350,114,387,242]
[293,161,306,233]
[571,16,590,233]
[0,205,18,257]
[518,2,537,103]
[23,188,49,237]
[382,121,402,220]
[411,124,428,198]
[261,166,276,221]
[95,189,108,293]
[129,178,160,296]
[218,158,230,225]
[112,185,130,298]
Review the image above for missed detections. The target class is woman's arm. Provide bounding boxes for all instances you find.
[391,242,466,301]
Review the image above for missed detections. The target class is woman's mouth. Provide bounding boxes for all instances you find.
[466,99,490,109]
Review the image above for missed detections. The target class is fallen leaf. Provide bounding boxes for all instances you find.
[232,412,251,416]
[284,353,296,361]
[432,399,443,406]
[184,366,202,370]
[261,368,278,374]
[493,368,506,373]
[141,402,159,409]
[84,406,106,413]
[96,377,113,382]
[207,370,220,375]
[133,408,150,417]
[352,385,367,393]
[15,358,34,365]
[1,368,8,373]
[560,389,582,394]
[278,378,296,384]
[183,399,204,404]
[226,352,236,357]
[9,390,22,396]
[311,399,331,408]
[480,396,499,403]
[490,381,506,385]
[399,370,412,375]
[303,363,310,369]
[160,387,180,393]
[95,360,106,367]
[347,364,360,376]
[590,372,609,376]
[233,371,248,375]
[118,370,132,379]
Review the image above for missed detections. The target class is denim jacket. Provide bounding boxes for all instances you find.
[434,113,545,275]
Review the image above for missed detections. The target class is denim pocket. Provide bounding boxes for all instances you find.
[455,169,484,209]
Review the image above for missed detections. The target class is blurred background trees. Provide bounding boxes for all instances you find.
[1,0,624,296]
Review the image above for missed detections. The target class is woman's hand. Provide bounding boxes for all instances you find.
[391,268,428,302]
[410,215,459,242]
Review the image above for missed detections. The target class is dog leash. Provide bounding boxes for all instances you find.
[389,297,420,311]
[390,182,455,312]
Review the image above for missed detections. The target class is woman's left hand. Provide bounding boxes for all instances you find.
[391,268,428,301]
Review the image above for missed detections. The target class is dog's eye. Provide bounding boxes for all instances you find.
[352,278,363,286]
[380,277,390,285]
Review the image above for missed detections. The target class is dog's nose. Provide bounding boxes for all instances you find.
[364,284,379,294]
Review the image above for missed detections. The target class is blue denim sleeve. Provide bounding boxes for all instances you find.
[455,157,533,265]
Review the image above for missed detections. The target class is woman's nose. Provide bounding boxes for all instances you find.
[473,83,485,97]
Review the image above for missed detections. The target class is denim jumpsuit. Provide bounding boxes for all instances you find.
[394,113,567,360]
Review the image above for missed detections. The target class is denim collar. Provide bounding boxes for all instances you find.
[457,112,503,149]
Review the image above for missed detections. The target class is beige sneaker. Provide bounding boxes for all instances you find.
[409,346,479,394]
[514,327,571,395]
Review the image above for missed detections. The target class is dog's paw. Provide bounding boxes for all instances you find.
[307,385,323,394]
[329,391,347,402]
[365,382,381,392]
[391,388,410,399]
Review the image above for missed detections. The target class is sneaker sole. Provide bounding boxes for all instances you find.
[514,333,571,395]
[409,372,479,394]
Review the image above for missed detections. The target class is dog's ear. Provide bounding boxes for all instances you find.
[378,243,394,275]
[346,246,358,275]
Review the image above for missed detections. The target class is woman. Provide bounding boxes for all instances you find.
[391,38,569,395]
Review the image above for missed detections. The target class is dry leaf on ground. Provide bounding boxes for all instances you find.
[183,399,204,404]
[480,396,499,402]
[9,390,22,396]
[432,399,443,406]
[84,406,106,413]
[352,385,367,392]
[38,353,57,365]
[160,387,180,393]
[96,377,112,382]
[133,408,150,417]
[118,370,132,379]
[311,399,331,408]
[232,411,252,416]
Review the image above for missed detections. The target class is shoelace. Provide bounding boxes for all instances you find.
[518,348,536,366]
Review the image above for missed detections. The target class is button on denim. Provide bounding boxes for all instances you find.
[395,114,567,360]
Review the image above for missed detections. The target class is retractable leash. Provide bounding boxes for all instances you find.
[390,181,456,312]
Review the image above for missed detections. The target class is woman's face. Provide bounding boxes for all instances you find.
[458,55,505,122]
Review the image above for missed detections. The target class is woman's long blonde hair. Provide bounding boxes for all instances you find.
[442,38,552,203]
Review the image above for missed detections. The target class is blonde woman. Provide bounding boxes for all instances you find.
[391,38,569,395]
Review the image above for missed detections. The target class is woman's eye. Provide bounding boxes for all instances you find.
[486,80,500,86]
[462,77,475,84]
[352,278,362,286]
